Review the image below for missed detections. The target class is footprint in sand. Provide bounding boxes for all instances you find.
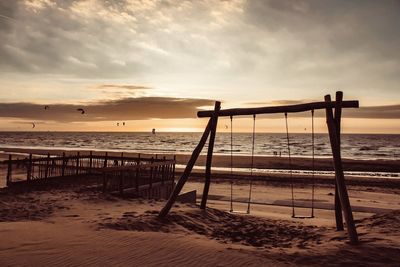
[64,214,80,218]
[122,212,137,218]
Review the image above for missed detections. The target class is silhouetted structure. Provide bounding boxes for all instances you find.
[159,91,359,244]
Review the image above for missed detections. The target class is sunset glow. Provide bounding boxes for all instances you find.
[0,0,399,133]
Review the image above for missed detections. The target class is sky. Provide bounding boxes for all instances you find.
[0,0,399,133]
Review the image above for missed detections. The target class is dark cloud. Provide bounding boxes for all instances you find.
[0,0,148,78]
[1,97,397,122]
[0,0,19,32]
[270,105,400,119]
[0,97,215,122]
[344,104,400,119]
[0,0,398,103]
[96,84,151,90]
[308,105,400,120]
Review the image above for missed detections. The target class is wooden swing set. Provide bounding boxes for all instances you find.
[159,91,359,244]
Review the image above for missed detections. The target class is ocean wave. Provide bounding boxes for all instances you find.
[0,132,398,160]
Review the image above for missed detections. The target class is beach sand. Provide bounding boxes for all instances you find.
[1,149,400,266]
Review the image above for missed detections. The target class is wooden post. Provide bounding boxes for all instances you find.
[89,151,93,174]
[121,152,124,166]
[161,156,166,185]
[165,163,169,184]
[76,152,80,175]
[136,154,140,192]
[105,152,109,168]
[159,116,214,217]
[45,153,50,179]
[201,101,221,209]
[135,165,140,193]
[149,157,154,189]
[6,155,12,186]
[334,91,344,231]
[27,154,32,181]
[325,94,358,244]
[61,152,66,177]
[172,155,176,183]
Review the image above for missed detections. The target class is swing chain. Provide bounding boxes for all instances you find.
[311,109,315,218]
[284,113,295,217]
[286,111,316,219]
[230,115,233,212]
[247,114,256,214]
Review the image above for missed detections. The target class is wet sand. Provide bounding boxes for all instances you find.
[0,175,400,266]
[1,146,399,172]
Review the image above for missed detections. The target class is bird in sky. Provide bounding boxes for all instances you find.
[122,122,125,126]
[77,108,85,114]
[32,122,36,129]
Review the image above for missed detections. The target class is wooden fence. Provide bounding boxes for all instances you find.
[101,159,176,194]
[4,152,176,194]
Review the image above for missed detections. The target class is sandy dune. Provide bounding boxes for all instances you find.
[1,149,400,266]
[1,176,400,266]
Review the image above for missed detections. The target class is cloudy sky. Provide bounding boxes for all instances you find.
[0,0,399,133]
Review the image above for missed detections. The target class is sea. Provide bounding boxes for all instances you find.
[0,132,398,160]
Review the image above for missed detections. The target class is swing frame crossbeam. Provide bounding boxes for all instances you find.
[197,100,358,117]
[159,91,359,245]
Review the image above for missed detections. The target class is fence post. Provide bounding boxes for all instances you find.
[6,155,12,186]
[76,152,80,175]
[104,152,108,168]
[149,157,154,189]
[89,151,93,174]
[121,152,124,166]
[61,152,66,177]
[135,165,140,193]
[161,156,166,185]
[136,155,140,193]
[45,153,50,179]
[172,155,176,184]
[27,154,32,181]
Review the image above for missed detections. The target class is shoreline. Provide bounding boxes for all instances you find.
[1,146,399,173]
